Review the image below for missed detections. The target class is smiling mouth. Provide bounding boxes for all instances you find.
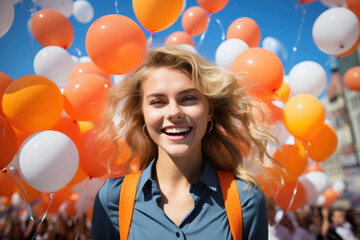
[161,127,192,136]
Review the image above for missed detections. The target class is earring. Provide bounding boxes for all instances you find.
[206,120,213,134]
[143,124,150,137]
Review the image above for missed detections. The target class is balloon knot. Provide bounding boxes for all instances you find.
[151,32,155,37]
[2,168,7,173]
[209,13,212,18]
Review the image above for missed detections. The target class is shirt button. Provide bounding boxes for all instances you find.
[176,232,180,238]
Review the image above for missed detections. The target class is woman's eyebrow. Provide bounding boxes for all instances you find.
[145,88,199,99]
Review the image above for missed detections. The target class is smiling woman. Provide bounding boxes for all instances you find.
[92,46,279,240]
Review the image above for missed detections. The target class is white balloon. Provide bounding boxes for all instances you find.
[312,7,359,55]
[11,192,24,208]
[215,39,249,69]
[270,122,291,145]
[180,0,187,15]
[320,0,346,7]
[6,153,19,170]
[34,46,75,87]
[27,18,33,37]
[301,171,328,205]
[71,55,80,65]
[283,75,290,84]
[79,56,91,63]
[72,0,94,23]
[288,61,327,97]
[316,195,325,206]
[178,44,197,54]
[113,74,126,85]
[19,130,79,193]
[332,180,345,193]
[0,0,15,38]
[40,0,74,17]
[262,36,288,61]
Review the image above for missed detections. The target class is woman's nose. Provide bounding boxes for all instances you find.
[166,102,184,119]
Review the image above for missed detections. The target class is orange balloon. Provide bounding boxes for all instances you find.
[0,72,13,116]
[344,66,360,92]
[87,205,93,222]
[77,121,94,134]
[13,127,30,151]
[337,35,360,58]
[274,180,307,212]
[85,14,147,75]
[2,75,63,133]
[273,144,308,183]
[232,47,284,99]
[51,115,81,144]
[277,82,291,103]
[63,74,112,121]
[67,165,88,186]
[164,31,195,46]
[306,124,337,162]
[69,62,112,83]
[227,17,261,47]
[259,165,285,197]
[0,116,17,169]
[39,189,67,213]
[323,188,341,207]
[78,127,116,178]
[347,0,360,20]
[283,94,325,141]
[16,175,42,202]
[31,9,74,49]
[196,0,229,13]
[181,6,208,36]
[133,0,183,32]
[66,192,80,217]
[252,99,282,124]
[0,171,16,198]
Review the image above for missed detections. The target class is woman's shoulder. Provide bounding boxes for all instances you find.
[234,177,265,205]
[97,176,125,206]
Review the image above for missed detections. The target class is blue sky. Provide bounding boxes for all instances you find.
[0,0,331,81]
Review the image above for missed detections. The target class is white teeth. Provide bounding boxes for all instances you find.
[164,127,190,134]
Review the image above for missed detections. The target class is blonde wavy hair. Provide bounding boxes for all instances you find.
[102,46,279,187]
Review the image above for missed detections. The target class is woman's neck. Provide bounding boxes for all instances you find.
[154,149,203,190]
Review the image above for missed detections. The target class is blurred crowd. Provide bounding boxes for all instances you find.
[1,198,360,239]
[267,197,360,240]
[0,207,92,240]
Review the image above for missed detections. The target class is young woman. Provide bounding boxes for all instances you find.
[92,46,278,239]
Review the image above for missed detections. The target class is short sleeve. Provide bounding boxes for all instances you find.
[92,177,124,240]
[236,179,268,240]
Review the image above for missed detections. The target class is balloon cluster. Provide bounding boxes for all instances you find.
[1,0,357,218]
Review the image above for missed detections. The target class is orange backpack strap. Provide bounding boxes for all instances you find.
[217,170,243,240]
[119,171,142,240]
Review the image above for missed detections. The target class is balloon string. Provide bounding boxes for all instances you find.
[283,179,299,216]
[197,14,212,49]
[214,18,226,41]
[114,0,119,14]
[31,193,55,240]
[290,5,307,68]
[147,32,154,47]
[7,167,34,220]
[72,177,91,240]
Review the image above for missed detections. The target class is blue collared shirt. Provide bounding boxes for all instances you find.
[92,158,268,239]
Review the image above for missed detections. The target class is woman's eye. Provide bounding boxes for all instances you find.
[182,95,197,102]
[150,99,163,105]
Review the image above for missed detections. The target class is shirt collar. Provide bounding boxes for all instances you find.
[137,156,219,192]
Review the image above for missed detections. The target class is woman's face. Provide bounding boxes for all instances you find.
[142,67,211,159]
